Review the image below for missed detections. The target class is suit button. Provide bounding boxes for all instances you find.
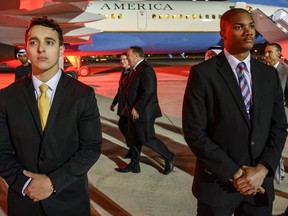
[251,141,255,145]
[40,157,45,162]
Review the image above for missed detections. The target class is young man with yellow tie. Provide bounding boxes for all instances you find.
[0,16,102,216]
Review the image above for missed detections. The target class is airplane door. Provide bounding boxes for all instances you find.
[137,11,147,29]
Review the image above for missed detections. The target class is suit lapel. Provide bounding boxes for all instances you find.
[217,53,251,127]
[250,59,262,125]
[277,64,284,77]
[125,61,144,92]
[23,73,69,135]
[44,72,68,133]
[127,61,144,82]
[23,75,43,134]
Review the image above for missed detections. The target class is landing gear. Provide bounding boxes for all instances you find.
[65,56,90,77]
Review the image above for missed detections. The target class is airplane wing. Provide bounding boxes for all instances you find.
[0,0,106,70]
[0,1,105,46]
[0,0,89,11]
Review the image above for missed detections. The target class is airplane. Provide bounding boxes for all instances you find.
[0,0,287,76]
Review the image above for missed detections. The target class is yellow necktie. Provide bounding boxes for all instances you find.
[38,84,50,130]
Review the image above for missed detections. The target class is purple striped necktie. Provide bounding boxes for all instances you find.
[236,62,252,119]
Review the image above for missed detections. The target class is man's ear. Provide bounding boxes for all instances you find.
[24,44,29,59]
[277,51,281,58]
[59,45,65,56]
[220,30,226,40]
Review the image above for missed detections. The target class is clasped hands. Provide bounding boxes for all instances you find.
[231,164,268,195]
[23,170,54,202]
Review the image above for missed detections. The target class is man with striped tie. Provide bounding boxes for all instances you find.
[183,8,287,216]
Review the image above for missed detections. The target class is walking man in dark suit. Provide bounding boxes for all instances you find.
[182,9,287,215]
[116,46,175,174]
[0,16,102,216]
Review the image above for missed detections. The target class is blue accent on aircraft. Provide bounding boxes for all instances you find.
[67,32,267,54]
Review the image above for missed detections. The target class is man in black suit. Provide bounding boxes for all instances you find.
[0,16,102,216]
[116,46,175,174]
[182,9,287,215]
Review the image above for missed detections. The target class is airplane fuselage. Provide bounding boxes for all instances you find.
[85,1,282,32]
[65,1,285,55]
[1,0,288,73]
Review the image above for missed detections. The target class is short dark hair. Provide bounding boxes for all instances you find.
[25,16,63,46]
[129,46,145,58]
[267,42,282,53]
[220,8,252,31]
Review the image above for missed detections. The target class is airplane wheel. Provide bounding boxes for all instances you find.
[79,66,90,77]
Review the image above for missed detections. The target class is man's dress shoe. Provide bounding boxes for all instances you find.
[115,163,140,173]
[163,155,175,175]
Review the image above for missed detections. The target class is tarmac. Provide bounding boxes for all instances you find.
[0,59,287,215]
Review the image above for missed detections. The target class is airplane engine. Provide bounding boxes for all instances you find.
[0,44,19,62]
[0,44,23,68]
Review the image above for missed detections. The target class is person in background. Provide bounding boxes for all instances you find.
[0,16,102,216]
[110,53,131,158]
[265,43,288,216]
[116,46,175,174]
[264,43,288,93]
[14,49,32,81]
[183,8,287,215]
[204,45,223,60]
[265,43,288,116]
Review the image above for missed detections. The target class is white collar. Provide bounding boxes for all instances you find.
[32,69,62,93]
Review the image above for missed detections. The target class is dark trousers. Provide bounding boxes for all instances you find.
[197,199,272,216]
[8,194,47,216]
[127,119,173,165]
[118,116,128,146]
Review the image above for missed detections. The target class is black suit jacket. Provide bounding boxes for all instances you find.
[276,62,288,93]
[15,63,32,81]
[122,60,162,122]
[182,52,287,208]
[0,72,102,215]
[112,68,131,116]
